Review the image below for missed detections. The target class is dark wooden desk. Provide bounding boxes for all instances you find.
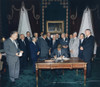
[36,58,87,87]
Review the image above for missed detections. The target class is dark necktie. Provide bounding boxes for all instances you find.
[23,40,26,45]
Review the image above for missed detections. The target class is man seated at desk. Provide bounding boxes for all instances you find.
[51,44,68,58]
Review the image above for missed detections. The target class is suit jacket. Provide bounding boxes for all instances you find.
[30,42,39,60]
[46,37,52,48]
[82,35,94,62]
[38,38,49,58]
[25,37,32,49]
[59,38,69,46]
[4,38,20,63]
[69,37,79,57]
[51,40,58,53]
[59,38,70,54]
[18,39,27,57]
[78,39,84,59]
[25,37,32,55]
[51,48,68,58]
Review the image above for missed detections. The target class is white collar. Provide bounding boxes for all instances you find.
[10,38,14,42]
[21,39,24,41]
[42,37,45,40]
[27,37,30,39]
[32,41,36,44]
[47,37,50,39]
[87,35,91,38]
[74,37,77,39]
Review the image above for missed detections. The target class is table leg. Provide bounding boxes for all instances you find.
[36,69,38,87]
[62,70,64,75]
[76,69,78,76]
[39,70,41,77]
[84,68,87,86]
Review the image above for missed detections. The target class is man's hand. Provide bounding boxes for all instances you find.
[37,51,40,55]
[80,47,84,50]
[54,55,57,59]
[16,51,23,57]
[60,56,64,59]
[16,53,19,57]
[70,50,73,53]
[49,49,51,55]
[0,53,2,60]
[20,51,24,53]
[63,45,68,48]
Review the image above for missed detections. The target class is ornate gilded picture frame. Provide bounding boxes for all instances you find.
[46,21,64,33]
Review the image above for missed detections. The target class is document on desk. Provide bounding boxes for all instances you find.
[56,57,70,61]
[1,53,6,56]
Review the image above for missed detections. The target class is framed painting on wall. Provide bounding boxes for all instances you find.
[46,21,64,34]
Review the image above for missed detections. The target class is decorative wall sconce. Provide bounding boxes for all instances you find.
[7,1,40,24]
[70,5,100,25]
[70,8,77,25]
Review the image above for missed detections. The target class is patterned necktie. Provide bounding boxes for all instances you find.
[13,40,18,49]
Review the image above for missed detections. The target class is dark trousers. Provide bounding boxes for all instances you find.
[20,56,27,71]
[87,61,92,77]
[78,51,83,59]
[32,59,37,72]
[27,52,32,64]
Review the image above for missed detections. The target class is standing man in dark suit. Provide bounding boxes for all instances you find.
[59,33,69,57]
[65,33,69,41]
[30,37,40,73]
[18,34,27,71]
[38,34,49,60]
[78,33,85,59]
[65,33,70,56]
[51,35,58,53]
[80,29,94,77]
[46,32,52,48]
[25,31,32,64]
[34,32,40,48]
[55,34,60,41]
[4,31,23,82]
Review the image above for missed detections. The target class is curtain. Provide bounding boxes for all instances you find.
[18,6,32,37]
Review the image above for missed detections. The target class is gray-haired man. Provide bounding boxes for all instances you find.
[4,31,23,82]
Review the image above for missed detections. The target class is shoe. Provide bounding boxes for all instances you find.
[10,78,15,83]
[10,80,15,84]
[15,78,19,80]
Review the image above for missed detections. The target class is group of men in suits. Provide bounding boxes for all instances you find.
[69,30,94,77]
[3,29,94,82]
